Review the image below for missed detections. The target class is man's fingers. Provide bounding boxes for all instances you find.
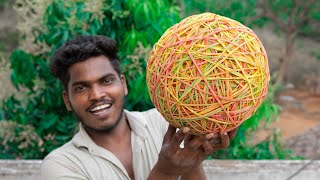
[184,134,194,144]
[163,125,177,145]
[183,135,205,155]
[169,127,190,151]
[201,140,214,156]
[220,132,230,148]
[228,128,238,140]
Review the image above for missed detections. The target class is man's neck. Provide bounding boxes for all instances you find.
[84,116,132,150]
[84,115,135,179]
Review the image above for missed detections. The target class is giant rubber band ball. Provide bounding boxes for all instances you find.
[146,13,270,134]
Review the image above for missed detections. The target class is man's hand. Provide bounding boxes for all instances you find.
[148,125,238,179]
[206,127,238,152]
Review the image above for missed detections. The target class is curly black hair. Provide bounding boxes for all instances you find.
[50,35,121,90]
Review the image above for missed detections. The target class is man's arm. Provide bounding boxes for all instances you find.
[180,163,206,180]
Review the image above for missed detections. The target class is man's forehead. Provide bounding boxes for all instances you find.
[68,56,116,82]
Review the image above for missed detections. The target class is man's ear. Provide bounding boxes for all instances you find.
[120,74,128,96]
[62,90,72,111]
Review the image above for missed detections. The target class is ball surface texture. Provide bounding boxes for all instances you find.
[147,13,269,134]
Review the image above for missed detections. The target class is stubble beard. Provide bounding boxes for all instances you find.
[72,97,126,134]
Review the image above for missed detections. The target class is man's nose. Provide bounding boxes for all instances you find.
[88,85,106,101]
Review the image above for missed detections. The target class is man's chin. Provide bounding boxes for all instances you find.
[82,117,122,134]
[93,124,118,133]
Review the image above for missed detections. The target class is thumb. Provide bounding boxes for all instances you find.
[162,125,176,145]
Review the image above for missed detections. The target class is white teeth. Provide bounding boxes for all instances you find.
[91,104,111,112]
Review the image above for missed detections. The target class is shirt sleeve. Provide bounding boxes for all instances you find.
[41,153,88,180]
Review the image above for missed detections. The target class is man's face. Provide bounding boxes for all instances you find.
[62,55,128,133]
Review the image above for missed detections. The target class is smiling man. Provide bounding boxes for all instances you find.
[40,35,237,180]
[64,56,127,134]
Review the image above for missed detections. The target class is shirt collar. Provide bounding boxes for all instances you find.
[72,109,148,149]
[124,109,147,140]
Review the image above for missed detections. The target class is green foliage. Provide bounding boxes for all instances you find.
[181,0,269,27]
[0,0,180,159]
[0,0,10,8]
[182,0,319,37]
[0,120,44,159]
[212,129,300,159]
[263,0,320,36]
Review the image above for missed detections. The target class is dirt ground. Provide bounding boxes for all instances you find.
[252,89,320,159]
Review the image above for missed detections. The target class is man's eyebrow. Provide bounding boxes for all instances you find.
[71,81,89,87]
[71,73,117,87]
[99,73,117,80]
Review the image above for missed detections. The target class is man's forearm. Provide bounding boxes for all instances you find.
[147,162,180,180]
[181,163,207,180]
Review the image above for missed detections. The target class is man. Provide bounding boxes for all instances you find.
[41,35,237,180]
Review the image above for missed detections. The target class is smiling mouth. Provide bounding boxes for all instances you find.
[89,103,112,115]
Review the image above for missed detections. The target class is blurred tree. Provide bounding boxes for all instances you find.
[258,0,320,84]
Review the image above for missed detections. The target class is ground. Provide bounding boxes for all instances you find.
[252,89,320,159]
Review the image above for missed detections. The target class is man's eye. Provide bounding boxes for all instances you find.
[103,78,113,84]
[75,85,85,92]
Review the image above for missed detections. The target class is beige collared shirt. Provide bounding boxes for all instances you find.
[41,108,168,180]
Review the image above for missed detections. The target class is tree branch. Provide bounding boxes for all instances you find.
[258,0,288,32]
[295,0,316,28]
[290,0,299,22]
[258,0,316,34]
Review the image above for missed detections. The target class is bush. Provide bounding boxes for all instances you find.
[0,120,44,159]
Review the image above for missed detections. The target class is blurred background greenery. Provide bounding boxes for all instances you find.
[0,0,319,159]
